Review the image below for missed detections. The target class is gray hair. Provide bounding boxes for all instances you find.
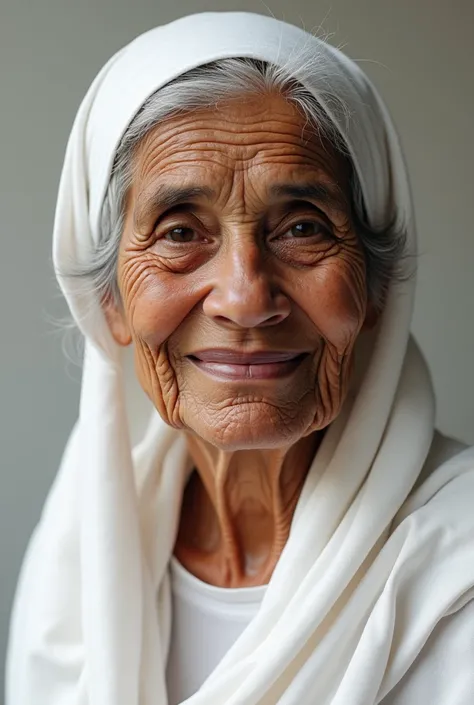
[71,56,406,312]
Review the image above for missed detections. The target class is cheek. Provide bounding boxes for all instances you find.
[120,258,198,347]
[295,256,367,353]
[285,253,367,432]
[118,257,204,427]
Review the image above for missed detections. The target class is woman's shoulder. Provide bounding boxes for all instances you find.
[394,429,474,526]
[381,594,474,704]
[415,429,469,488]
[390,430,474,577]
[380,431,474,703]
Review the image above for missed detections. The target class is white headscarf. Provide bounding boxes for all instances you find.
[6,11,474,705]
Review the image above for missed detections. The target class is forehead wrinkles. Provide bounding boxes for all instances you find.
[134,127,345,197]
[135,126,316,182]
[133,96,327,177]
[130,96,350,214]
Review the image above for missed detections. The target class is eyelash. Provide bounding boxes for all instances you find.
[156,217,337,245]
[163,227,202,243]
[273,221,333,241]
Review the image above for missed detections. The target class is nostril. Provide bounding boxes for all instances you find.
[214,315,233,325]
[203,288,291,328]
[212,312,285,328]
[267,313,285,324]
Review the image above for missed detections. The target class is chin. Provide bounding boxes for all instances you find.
[185,412,313,451]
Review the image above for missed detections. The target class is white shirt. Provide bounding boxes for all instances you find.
[166,557,267,705]
[166,556,474,705]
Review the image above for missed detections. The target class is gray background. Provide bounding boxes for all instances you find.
[1,0,473,693]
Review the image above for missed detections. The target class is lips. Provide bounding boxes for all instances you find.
[190,349,305,364]
[186,349,309,381]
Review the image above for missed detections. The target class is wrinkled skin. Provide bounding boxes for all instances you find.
[105,93,372,586]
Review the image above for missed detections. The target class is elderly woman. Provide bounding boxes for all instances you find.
[6,11,474,705]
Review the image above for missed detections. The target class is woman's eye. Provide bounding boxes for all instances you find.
[164,227,198,243]
[285,222,327,238]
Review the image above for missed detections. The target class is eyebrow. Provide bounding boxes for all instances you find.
[269,183,348,212]
[134,180,348,227]
[135,185,216,226]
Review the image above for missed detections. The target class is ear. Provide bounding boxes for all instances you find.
[102,297,132,346]
[362,301,380,331]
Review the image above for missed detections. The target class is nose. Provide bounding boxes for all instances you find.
[203,237,291,328]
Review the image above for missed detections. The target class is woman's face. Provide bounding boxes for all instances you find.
[108,92,370,450]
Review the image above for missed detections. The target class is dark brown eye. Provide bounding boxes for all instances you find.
[287,222,326,238]
[165,227,198,243]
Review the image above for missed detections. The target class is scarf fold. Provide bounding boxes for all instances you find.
[6,12,474,705]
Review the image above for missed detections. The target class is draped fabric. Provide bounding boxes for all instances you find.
[6,12,474,705]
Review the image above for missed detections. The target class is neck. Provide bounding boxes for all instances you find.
[174,431,321,587]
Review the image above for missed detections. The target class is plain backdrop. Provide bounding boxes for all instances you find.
[1,0,473,691]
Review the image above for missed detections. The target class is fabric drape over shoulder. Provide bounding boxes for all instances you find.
[6,11,474,705]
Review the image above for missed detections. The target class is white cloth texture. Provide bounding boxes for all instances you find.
[167,548,474,705]
[166,557,266,705]
[380,594,474,704]
[6,10,474,705]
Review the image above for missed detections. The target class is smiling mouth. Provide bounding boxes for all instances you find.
[186,350,309,381]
